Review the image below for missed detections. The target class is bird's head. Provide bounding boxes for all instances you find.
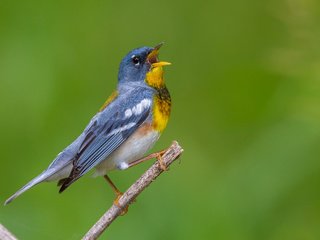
[118,43,171,88]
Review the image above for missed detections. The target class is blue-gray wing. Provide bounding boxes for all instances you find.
[59,100,151,192]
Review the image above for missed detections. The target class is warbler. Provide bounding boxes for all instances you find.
[5,43,171,205]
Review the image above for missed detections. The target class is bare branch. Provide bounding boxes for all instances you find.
[82,141,183,240]
[0,224,18,240]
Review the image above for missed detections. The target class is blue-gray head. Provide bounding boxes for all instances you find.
[117,43,170,85]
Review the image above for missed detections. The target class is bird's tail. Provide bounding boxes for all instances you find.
[4,169,56,205]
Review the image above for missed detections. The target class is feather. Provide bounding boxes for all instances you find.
[59,100,151,192]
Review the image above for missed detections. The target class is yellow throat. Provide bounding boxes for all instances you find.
[146,66,171,132]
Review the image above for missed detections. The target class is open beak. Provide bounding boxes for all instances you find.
[147,43,171,68]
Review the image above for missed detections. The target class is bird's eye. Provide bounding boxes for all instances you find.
[131,55,141,66]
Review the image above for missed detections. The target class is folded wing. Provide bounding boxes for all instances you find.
[59,100,151,192]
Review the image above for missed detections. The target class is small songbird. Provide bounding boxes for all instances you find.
[5,43,171,205]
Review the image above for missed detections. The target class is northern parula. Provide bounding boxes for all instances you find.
[5,43,171,205]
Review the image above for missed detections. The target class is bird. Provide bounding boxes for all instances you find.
[4,43,172,205]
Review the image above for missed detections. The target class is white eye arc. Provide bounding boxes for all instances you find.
[131,55,141,66]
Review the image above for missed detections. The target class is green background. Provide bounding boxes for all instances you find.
[1,0,320,239]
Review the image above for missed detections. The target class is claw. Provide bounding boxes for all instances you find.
[113,191,122,206]
[157,152,168,171]
[113,192,128,215]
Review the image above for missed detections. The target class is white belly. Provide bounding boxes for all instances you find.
[94,126,160,176]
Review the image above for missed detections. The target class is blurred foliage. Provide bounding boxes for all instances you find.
[1,0,320,239]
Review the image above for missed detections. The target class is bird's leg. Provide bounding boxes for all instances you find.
[104,174,122,199]
[128,149,168,171]
[103,174,128,215]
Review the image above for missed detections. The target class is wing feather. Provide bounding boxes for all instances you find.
[59,103,150,192]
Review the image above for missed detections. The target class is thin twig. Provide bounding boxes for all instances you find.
[0,224,18,240]
[82,141,183,240]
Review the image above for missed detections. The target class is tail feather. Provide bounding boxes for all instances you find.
[58,177,74,193]
[57,177,68,187]
[4,169,55,205]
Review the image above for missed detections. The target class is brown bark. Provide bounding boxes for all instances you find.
[82,141,183,240]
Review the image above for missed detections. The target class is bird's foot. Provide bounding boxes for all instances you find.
[156,150,168,171]
[113,191,128,216]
